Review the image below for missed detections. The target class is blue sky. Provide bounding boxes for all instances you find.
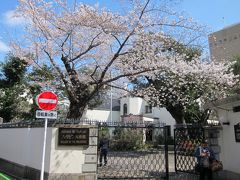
[0,0,240,61]
[179,0,240,32]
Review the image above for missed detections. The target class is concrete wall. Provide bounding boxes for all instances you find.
[0,128,52,172]
[0,126,98,179]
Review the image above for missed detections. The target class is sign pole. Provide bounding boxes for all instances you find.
[40,118,48,180]
[36,91,58,180]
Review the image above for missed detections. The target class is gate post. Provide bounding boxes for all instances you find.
[174,128,177,173]
[164,126,170,180]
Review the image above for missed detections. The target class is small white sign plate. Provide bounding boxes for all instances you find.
[36,110,57,119]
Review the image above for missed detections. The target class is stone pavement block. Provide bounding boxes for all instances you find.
[82,164,97,173]
[169,173,198,180]
[48,173,96,180]
[84,174,96,180]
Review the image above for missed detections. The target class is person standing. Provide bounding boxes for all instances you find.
[194,139,215,180]
[99,135,109,167]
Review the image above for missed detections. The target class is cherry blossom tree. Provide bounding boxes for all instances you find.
[11,0,237,120]
[131,34,238,123]
[132,62,236,124]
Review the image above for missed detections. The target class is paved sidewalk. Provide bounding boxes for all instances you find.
[169,173,198,180]
[168,152,240,180]
[169,171,240,180]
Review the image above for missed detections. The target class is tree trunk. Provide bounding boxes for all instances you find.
[166,104,185,124]
[67,100,87,120]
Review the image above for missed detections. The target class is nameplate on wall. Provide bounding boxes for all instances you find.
[234,123,240,142]
[58,128,89,146]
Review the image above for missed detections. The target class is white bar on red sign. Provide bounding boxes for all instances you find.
[39,98,57,104]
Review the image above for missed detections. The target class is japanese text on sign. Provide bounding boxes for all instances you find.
[58,128,89,146]
[36,110,57,119]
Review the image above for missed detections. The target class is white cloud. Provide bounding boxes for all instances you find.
[3,10,27,26]
[0,40,10,52]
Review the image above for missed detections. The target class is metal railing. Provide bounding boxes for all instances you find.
[0,119,167,128]
[174,126,204,174]
[97,124,169,179]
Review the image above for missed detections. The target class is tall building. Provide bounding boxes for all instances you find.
[209,23,240,62]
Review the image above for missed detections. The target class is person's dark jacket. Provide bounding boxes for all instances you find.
[99,138,109,151]
[194,146,215,166]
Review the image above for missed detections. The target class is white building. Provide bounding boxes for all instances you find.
[205,95,240,175]
[83,96,176,136]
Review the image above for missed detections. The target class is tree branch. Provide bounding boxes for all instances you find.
[90,65,99,82]
[111,33,122,46]
[91,69,153,86]
[69,32,102,62]
[98,0,151,84]
[106,83,134,95]
[43,49,71,92]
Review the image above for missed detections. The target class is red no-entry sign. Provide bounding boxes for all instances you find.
[37,91,58,111]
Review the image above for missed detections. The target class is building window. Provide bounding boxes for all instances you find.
[123,103,127,115]
[145,105,152,114]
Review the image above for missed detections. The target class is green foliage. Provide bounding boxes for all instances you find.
[227,55,240,94]
[0,55,28,87]
[0,54,71,122]
[155,134,174,145]
[28,64,54,82]
[99,127,110,139]
[163,38,202,62]
[26,65,55,119]
[184,102,210,124]
[0,85,31,122]
[110,127,143,151]
[0,55,31,122]
[0,88,18,122]
[0,55,56,121]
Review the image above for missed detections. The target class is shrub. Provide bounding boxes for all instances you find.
[110,127,144,151]
[154,134,174,145]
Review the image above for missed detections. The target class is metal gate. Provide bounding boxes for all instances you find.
[174,125,204,174]
[97,122,169,179]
